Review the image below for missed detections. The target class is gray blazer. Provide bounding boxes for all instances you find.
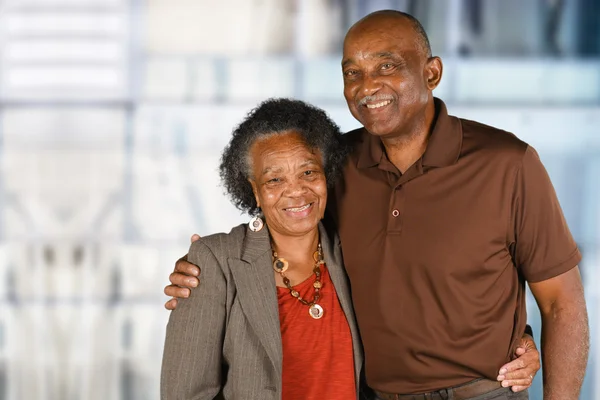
[160,222,364,400]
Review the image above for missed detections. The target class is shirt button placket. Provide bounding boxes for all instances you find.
[388,185,403,233]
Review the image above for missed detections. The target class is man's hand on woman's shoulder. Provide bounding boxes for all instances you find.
[164,234,202,310]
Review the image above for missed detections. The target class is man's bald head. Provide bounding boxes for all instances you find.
[341,9,442,140]
[346,10,432,58]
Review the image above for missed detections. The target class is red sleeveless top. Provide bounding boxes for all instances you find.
[277,265,357,400]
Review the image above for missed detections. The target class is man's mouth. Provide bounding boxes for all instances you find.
[365,100,392,109]
[284,203,312,212]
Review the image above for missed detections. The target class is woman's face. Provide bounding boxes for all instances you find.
[248,131,327,238]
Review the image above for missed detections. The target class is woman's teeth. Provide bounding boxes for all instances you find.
[285,204,311,212]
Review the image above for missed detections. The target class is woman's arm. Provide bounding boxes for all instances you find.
[161,240,228,400]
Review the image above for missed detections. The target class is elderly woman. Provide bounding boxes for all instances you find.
[161,98,361,400]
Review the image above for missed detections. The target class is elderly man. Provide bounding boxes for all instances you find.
[164,10,588,400]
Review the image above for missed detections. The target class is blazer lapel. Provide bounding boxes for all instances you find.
[228,226,283,375]
[319,223,364,388]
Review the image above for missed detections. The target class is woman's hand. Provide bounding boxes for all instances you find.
[497,334,541,392]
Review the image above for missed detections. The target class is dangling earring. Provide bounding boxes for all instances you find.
[249,215,264,232]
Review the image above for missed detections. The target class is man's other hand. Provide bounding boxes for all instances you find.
[164,234,202,310]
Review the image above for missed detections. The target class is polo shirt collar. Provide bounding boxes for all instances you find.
[356,97,463,169]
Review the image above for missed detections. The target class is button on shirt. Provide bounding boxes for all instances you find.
[330,98,581,394]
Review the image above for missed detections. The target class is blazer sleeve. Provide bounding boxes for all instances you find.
[161,240,228,400]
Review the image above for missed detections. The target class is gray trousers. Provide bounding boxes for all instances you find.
[461,387,529,400]
[374,386,529,400]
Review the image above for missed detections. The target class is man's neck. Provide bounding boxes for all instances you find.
[380,99,437,174]
[381,130,429,174]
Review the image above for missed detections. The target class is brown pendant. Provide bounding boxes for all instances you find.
[273,257,289,273]
[309,304,324,319]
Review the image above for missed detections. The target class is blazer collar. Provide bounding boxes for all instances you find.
[239,220,340,261]
[229,228,282,376]
[239,223,272,263]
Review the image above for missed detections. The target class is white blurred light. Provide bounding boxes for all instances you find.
[5,14,124,36]
[5,40,123,62]
[7,66,122,87]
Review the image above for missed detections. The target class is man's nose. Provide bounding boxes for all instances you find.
[360,73,383,96]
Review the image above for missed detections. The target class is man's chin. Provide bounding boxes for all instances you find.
[357,117,394,136]
[363,124,395,138]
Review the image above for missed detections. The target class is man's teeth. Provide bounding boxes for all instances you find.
[286,204,311,212]
[366,100,391,109]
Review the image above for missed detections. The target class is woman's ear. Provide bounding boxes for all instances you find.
[248,179,260,208]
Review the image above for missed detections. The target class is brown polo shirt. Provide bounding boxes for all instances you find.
[330,98,581,394]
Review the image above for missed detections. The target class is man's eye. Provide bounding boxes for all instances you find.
[381,63,393,69]
[267,178,281,183]
[344,70,357,76]
[304,170,313,176]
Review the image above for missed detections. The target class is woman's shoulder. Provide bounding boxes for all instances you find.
[188,223,248,264]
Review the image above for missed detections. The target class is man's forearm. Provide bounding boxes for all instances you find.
[540,299,589,399]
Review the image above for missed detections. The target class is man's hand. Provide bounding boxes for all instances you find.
[497,333,540,392]
[164,234,202,310]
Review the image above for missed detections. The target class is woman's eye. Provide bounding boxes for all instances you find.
[304,170,313,176]
[381,63,393,69]
[267,178,280,183]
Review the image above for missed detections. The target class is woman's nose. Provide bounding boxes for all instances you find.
[284,179,308,196]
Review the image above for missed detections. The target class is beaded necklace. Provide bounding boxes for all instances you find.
[272,243,324,319]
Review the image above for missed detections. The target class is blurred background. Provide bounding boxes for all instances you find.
[0,0,598,399]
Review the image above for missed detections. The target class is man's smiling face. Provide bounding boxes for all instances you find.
[342,15,440,140]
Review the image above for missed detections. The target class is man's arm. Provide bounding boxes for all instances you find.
[529,266,589,399]
[507,145,588,397]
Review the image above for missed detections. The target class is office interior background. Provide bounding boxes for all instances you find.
[0,0,598,399]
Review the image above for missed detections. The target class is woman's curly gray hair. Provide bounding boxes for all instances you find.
[219,98,348,216]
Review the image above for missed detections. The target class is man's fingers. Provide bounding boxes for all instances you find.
[169,269,199,288]
[164,284,191,299]
[174,258,201,277]
[164,297,178,310]
[164,238,201,311]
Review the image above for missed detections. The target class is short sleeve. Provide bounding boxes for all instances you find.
[511,146,581,282]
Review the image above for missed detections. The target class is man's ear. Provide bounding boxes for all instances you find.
[248,179,260,208]
[425,56,443,91]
